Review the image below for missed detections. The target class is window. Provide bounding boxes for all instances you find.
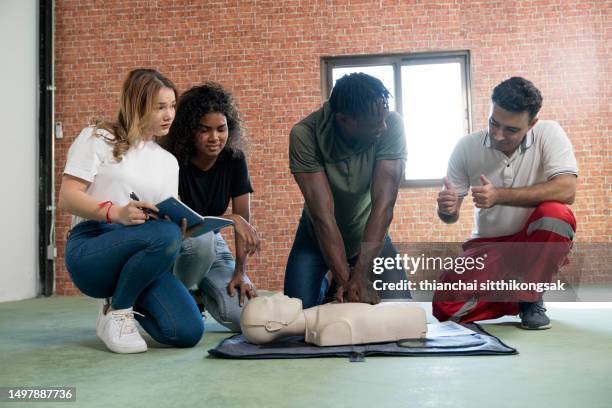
[322,51,472,186]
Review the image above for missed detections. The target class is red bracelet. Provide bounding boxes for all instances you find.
[98,201,113,223]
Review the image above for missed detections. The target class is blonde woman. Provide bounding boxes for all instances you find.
[59,69,204,354]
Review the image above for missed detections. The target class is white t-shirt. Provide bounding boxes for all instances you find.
[64,126,179,226]
[447,120,578,238]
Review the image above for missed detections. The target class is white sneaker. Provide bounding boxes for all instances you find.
[96,301,147,354]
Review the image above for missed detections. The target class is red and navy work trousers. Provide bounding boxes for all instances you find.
[433,201,577,323]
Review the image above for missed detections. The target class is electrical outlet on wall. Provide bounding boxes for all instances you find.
[55,121,63,139]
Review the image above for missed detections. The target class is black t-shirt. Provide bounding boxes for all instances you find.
[179,149,254,217]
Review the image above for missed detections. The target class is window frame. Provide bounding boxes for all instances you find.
[321,50,473,188]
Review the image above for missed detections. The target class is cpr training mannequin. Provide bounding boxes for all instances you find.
[240,293,427,346]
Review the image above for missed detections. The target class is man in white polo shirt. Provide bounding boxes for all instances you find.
[434,77,578,329]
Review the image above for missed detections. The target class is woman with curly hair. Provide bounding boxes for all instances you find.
[163,82,261,331]
[59,69,204,353]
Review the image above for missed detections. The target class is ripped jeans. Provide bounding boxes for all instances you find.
[174,232,248,332]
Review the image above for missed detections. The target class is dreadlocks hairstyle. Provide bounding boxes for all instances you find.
[162,82,245,165]
[328,72,391,118]
[92,68,178,162]
[491,77,543,120]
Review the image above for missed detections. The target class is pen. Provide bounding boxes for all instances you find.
[130,192,155,216]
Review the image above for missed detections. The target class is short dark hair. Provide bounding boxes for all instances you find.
[491,77,543,119]
[329,72,390,117]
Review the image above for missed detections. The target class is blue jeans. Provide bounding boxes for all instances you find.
[284,221,410,309]
[174,232,247,332]
[65,220,204,348]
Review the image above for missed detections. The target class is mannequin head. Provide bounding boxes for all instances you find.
[240,293,304,344]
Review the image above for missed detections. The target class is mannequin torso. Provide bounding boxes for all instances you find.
[240,293,427,346]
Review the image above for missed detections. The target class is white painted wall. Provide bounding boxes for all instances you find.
[0,0,39,302]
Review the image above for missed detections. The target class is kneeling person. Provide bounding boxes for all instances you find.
[163,83,261,332]
[434,77,578,329]
[285,73,408,308]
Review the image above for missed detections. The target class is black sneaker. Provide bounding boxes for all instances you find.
[519,299,551,330]
[189,290,205,314]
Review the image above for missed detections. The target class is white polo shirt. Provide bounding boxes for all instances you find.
[447,120,578,238]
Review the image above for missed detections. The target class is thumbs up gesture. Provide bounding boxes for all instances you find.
[471,175,498,208]
[437,176,459,215]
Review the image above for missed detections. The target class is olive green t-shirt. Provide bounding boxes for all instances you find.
[289,102,407,258]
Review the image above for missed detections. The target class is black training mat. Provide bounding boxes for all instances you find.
[208,323,517,360]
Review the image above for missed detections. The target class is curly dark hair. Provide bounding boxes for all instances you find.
[491,77,543,120]
[329,72,391,118]
[162,82,245,165]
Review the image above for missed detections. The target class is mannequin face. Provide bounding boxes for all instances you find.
[241,293,303,331]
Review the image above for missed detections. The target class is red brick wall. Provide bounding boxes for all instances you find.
[54,0,611,295]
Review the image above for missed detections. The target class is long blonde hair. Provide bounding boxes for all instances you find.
[93,68,178,161]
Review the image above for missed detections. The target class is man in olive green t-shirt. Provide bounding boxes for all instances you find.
[284,73,408,308]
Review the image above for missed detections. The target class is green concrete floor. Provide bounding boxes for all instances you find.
[1,296,611,408]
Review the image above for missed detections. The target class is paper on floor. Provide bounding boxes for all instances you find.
[426,321,476,338]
